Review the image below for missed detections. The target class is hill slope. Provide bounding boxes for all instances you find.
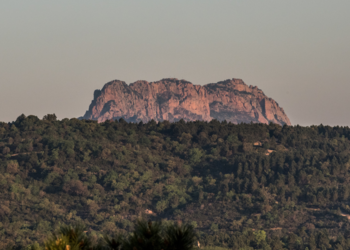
[82,78,291,125]
[2,116,350,249]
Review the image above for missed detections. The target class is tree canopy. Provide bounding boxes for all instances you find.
[1,115,350,249]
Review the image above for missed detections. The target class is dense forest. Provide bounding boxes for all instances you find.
[2,114,350,249]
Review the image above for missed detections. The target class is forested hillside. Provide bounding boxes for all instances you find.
[2,114,350,249]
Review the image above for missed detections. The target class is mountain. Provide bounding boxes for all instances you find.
[82,78,291,125]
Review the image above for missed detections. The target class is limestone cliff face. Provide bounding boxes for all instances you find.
[82,78,291,125]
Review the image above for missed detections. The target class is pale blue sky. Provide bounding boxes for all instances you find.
[1,1,349,125]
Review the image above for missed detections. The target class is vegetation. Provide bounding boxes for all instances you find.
[29,220,196,250]
[2,114,350,249]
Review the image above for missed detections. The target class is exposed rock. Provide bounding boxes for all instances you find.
[144,209,155,215]
[82,78,291,125]
[265,149,275,156]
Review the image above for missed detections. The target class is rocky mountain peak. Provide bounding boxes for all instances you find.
[82,78,291,125]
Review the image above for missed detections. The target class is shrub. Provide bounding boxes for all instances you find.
[30,220,197,250]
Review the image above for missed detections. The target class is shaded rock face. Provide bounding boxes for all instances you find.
[83,78,291,125]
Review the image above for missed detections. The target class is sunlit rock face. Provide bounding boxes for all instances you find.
[82,78,291,126]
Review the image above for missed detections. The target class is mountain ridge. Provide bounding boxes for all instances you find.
[83,78,291,125]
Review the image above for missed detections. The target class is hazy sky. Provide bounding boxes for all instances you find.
[1,1,349,126]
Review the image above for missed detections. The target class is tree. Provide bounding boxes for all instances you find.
[6,160,19,174]
[189,148,203,164]
[191,176,203,186]
[2,146,10,155]
[43,114,57,122]
[62,180,89,196]
[42,224,92,250]
[105,220,196,250]
[156,200,168,213]
[210,223,219,232]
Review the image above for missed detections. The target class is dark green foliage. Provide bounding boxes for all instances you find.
[44,224,92,250]
[123,220,163,250]
[43,114,57,122]
[104,234,123,250]
[32,220,196,250]
[3,115,350,249]
[164,223,197,250]
[121,220,196,250]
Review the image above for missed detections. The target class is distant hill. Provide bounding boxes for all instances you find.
[2,116,350,249]
[82,78,291,125]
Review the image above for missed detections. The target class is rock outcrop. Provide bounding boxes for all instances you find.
[82,78,291,125]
